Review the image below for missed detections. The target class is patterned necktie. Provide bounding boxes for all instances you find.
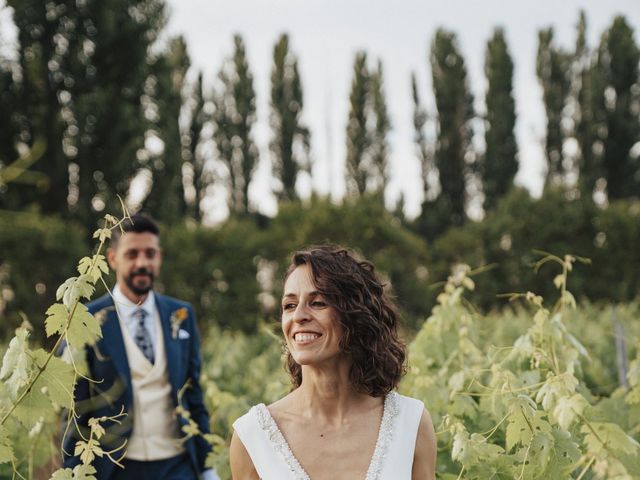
[133,308,154,364]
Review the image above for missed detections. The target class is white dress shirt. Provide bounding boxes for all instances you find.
[112,284,158,353]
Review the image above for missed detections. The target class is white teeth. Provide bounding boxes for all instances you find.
[294,333,320,342]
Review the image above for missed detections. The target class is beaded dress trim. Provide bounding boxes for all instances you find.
[253,391,399,480]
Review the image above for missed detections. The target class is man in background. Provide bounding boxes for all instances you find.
[63,213,218,480]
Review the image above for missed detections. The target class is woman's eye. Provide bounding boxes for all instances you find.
[311,301,326,308]
[282,303,296,310]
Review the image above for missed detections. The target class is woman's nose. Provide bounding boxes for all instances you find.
[292,303,310,323]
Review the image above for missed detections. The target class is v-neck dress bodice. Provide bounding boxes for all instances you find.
[232,392,424,480]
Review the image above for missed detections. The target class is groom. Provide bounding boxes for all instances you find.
[63,214,218,480]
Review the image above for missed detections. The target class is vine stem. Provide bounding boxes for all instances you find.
[0,218,115,427]
[575,456,596,480]
[575,411,618,459]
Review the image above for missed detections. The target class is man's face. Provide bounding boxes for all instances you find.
[107,232,162,302]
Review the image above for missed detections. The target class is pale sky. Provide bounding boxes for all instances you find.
[164,0,639,221]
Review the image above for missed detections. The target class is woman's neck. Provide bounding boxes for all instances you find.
[292,363,376,424]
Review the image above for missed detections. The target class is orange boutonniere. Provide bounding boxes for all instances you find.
[170,307,188,339]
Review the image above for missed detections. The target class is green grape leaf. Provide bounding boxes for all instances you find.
[449,394,478,420]
[32,349,75,408]
[74,438,104,465]
[506,410,531,451]
[51,464,97,480]
[47,303,102,348]
[104,214,119,225]
[507,407,550,452]
[451,429,475,466]
[582,422,640,457]
[552,393,588,430]
[56,275,95,309]
[45,303,69,338]
[93,227,112,243]
[182,420,200,438]
[67,304,102,349]
[452,428,504,468]
[527,432,554,470]
[77,255,108,284]
[536,373,578,411]
[543,428,581,478]
[462,277,475,291]
[562,291,576,309]
[553,274,564,289]
[0,426,14,464]
[50,468,74,480]
[72,464,97,480]
[87,418,106,440]
[0,327,32,398]
[13,383,51,428]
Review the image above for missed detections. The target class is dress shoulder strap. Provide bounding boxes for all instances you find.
[378,394,425,479]
[233,405,299,479]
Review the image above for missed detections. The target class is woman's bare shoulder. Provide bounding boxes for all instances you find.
[412,408,437,480]
[230,430,260,480]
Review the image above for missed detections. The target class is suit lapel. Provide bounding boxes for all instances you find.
[155,294,181,394]
[99,304,133,404]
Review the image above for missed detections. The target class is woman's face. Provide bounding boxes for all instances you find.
[281,264,344,368]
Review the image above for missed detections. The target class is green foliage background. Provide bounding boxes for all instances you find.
[3,192,639,339]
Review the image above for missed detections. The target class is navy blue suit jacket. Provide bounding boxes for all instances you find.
[62,292,212,479]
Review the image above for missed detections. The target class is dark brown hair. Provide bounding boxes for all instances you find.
[283,245,406,397]
[110,213,159,247]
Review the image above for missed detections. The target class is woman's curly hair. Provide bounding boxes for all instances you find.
[283,245,406,397]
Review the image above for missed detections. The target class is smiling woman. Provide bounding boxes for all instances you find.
[229,245,437,480]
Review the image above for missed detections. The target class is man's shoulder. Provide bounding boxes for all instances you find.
[154,292,193,311]
[86,292,114,314]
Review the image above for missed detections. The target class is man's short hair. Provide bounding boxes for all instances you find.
[110,213,160,247]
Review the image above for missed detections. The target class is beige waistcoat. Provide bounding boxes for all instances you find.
[119,311,185,460]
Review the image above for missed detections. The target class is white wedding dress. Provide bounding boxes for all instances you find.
[233,392,424,480]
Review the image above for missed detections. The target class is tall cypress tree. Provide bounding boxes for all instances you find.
[345,51,371,197]
[184,72,208,222]
[430,29,474,229]
[142,36,190,223]
[483,27,518,211]
[212,34,258,214]
[596,16,640,200]
[411,72,432,201]
[572,12,605,200]
[536,27,572,189]
[270,33,310,202]
[369,60,391,197]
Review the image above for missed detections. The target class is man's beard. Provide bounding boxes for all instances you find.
[125,268,155,296]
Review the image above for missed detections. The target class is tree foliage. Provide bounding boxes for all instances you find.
[483,28,518,211]
[428,28,474,234]
[345,51,372,197]
[537,27,572,189]
[142,36,190,223]
[596,16,640,200]
[212,34,259,214]
[270,34,310,202]
[1,0,167,224]
[183,72,209,222]
[411,72,433,200]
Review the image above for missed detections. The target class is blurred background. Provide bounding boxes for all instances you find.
[2,1,640,478]
[0,0,639,336]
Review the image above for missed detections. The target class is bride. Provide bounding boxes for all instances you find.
[230,246,436,479]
